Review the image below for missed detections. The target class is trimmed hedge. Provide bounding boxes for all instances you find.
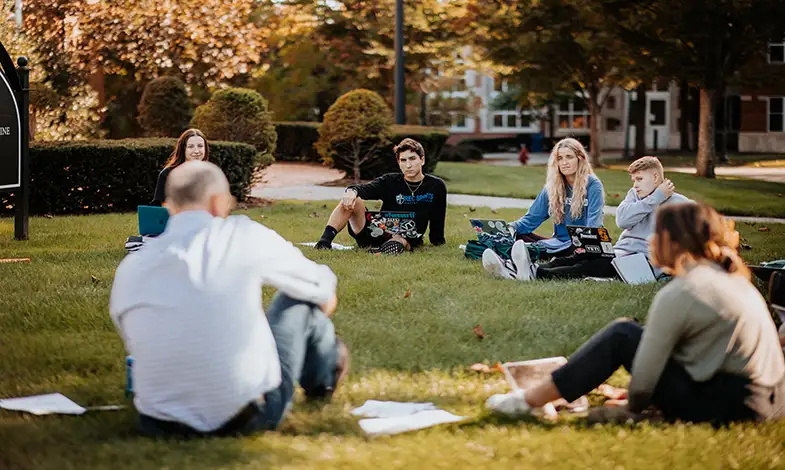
[273,122,449,178]
[274,121,321,162]
[440,143,484,162]
[0,139,259,216]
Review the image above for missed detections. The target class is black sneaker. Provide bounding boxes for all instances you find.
[305,338,350,402]
[314,240,333,250]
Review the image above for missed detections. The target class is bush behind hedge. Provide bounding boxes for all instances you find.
[274,122,448,178]
[0,139,258,216]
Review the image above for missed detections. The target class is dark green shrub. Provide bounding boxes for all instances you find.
[274,122,321,162]
[0,139,258,215]
[191,88,277,163]
[137,77,193,137]
[315,89,393,181]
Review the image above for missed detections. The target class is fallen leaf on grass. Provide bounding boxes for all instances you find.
[469,207,477,212]
[403,288,411,299]
[472,324,486,339]
[309,212,319,218]
[759,226,770,232]
[612,193,620,198]
[468,362,504,374]
[741,243,752,250]
[44,213,54,219]
[491,209,498,214]
[91,275,99,283]
[597,384,628,400]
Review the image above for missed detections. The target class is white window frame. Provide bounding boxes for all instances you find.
[556,99,590,130]
[767,96,784,133]
[768,40,785,64]
[485,109,539,133]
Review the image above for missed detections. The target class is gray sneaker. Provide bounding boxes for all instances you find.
[511,240,535,281]
[482,249,516,280]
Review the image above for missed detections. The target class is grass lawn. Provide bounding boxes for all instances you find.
[1,202,785,470]
[435,162,785,218]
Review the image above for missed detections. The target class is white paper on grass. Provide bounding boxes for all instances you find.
[351,400,438,419]
[358,409,466,436]
[612,253,656,285]
[0,393,87,415]
[298,242,355,251]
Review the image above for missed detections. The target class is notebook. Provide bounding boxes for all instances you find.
[611,253,656,285]
[566,226,615,258]
[365,211,419,239]
[137,205,170,236]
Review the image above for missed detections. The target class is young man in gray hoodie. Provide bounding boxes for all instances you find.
[509,156,692,281]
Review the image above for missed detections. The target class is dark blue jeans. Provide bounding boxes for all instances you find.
[138,293,340,437]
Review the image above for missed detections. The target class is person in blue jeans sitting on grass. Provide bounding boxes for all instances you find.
[483,137,605,280]
[111,161,349,437]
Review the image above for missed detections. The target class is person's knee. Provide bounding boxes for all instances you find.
[608,317,642,335]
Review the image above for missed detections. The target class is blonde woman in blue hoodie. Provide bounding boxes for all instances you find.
[483,137,605,280]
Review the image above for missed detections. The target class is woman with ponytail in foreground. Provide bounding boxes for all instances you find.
[485,202,785,426]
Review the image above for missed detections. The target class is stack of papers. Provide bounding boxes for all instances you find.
[612,253,656,285]
[351,400,466,436]
[0,393,87,415]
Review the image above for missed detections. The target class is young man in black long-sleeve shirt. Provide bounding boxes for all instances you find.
[315,138,447,254]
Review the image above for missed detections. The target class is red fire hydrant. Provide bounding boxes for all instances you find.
[518,144,529,165]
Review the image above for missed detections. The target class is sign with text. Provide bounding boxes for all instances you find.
[0,69,20,190]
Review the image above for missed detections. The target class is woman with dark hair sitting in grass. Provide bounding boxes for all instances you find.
[485,202,785,426]
[150,129,210,206]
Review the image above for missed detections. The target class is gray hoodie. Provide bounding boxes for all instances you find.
[613,187,692,258]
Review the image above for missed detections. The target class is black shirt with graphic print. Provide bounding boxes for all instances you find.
[348,173,447,247]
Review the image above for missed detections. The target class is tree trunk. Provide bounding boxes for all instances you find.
[716,85,729,163]
[696,88,716,178]
[634,83,647,158]
[588,91,602,167]
[679,79,690,151]
[419,91,428,126]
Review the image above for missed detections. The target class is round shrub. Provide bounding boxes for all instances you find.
[137,77,193,137]
[191,88,277,164]
[315,89,392,181]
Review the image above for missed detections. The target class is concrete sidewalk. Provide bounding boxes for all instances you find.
[251,184,785,224]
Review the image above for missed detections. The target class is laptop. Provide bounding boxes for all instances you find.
[365,211,419,239]
[137,205,170,236]
[470,219,514,243]
[566,226,615,258]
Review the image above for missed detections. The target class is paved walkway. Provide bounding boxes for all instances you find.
[252,183,785,224]
[483,152,785,183]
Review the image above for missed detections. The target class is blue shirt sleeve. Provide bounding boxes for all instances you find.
[585,176,605,227]
[510,187,550,235]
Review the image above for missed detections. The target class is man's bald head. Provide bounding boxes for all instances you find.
[165,161,232,215]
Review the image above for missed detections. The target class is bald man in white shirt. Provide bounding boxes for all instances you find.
[110,161,349,437]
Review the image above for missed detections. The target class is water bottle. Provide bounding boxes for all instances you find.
[125,355,134,398]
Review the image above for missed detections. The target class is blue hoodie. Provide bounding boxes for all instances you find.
[510,174,605,242]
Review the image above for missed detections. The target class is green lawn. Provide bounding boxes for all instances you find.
[1,203,785,470]
[435,162,785,218]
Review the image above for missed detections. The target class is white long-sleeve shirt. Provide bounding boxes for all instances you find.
[109,211,337,432]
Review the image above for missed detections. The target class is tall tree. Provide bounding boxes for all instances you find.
[603,0,785,177]
[468,0,633,167]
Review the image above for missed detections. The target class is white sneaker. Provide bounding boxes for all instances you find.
[485,389,532,416]
[482,249,516,280]
[511,240,535,281]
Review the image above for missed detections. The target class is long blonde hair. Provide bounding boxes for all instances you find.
[650,202,749,279]
[546,137,594,224]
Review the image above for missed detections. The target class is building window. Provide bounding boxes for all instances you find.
[769,97,784,132]
[769,40,785,64]
[557,99,590,130]
[606,118,621,131]
[488,109,536,131]
[606,96,616,110]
